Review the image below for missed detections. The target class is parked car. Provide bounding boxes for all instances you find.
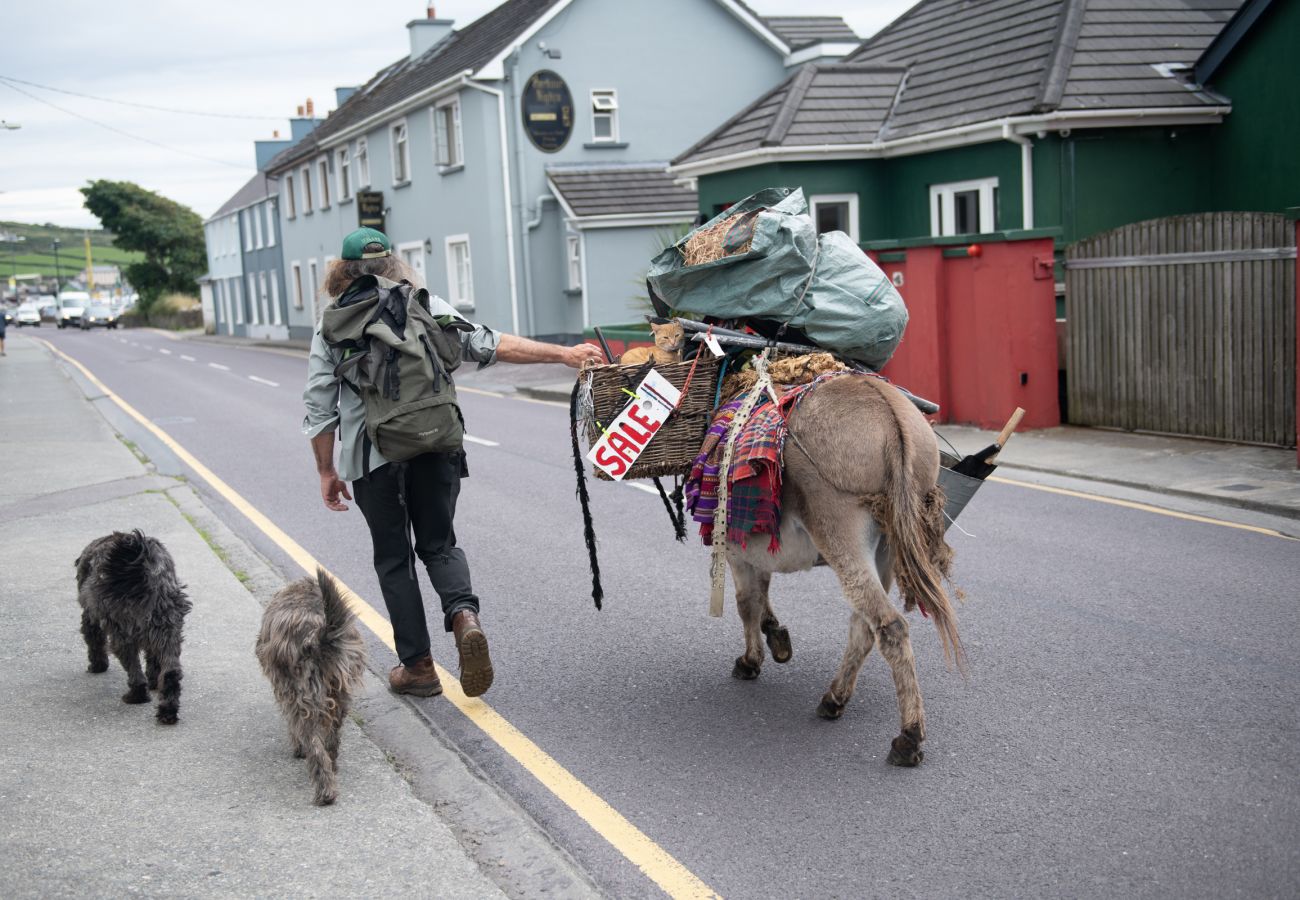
[15,303,42,327]
[80,305,119,329]
[57,292,90,329]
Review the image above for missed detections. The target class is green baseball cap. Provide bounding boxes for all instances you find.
[341,227,392,260]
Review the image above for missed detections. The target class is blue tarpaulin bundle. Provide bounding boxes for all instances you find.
[645,187,909,370]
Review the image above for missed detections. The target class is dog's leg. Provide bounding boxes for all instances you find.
[305,733,338,806]
[114,643,149,704]
[152,632,184,725]
[145,653,161,691]
[80,612,109,674]
[327,695,350,762]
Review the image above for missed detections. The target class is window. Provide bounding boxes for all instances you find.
[252,204,264,249]
[445,235,473,309]
[317,157,331,209]
[566,234,582,290]
[232,277,244,325]
[269,271,281,325]
[809,193,860,243]
[258,271,269,323]
[591,89,619,143]
[308,259,320,320]
[355,137,370,187]
[434,98,462,169]
[300,165,314,213]
[242,210,253,252]
[284,174,296,219]
[397,242,426,288]
[265,200,277,247]
[390,120,410,184]
[291,262,304,309]
[337,147,352,201]
[247,273,259,324]
[929,178,998,237]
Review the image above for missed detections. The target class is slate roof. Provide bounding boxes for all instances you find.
[546,163,697,218]
[761,16,859,49]
[210,173,276,221]
[264,0,564,174]
[675,0,1241,165]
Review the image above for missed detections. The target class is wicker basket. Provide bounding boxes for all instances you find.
[583,356,722,480]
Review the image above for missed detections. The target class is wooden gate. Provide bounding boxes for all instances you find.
[1065,212,1296,446]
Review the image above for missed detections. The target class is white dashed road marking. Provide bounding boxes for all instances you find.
[463,434,499,447]
[208,363,230,371]
[158,348,172,355]
[626,482,660,495]
[180,355,195,362]
[248,375,279,387]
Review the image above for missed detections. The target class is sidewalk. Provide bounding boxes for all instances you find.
[0,335,590,898]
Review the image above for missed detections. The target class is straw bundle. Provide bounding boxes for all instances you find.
[721,352,848,403]
[681,210,760,266]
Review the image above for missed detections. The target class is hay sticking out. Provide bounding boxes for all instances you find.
[681,210,759,266]
[722,352,849,403]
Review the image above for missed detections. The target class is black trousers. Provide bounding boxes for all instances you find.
[353,452,479,665]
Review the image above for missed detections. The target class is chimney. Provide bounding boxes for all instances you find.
[296,104,304,116]
[408,4,454,60]
[305,97,315,117]
[335,85,359,107]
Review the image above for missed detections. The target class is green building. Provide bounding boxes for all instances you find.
[669,0,1299,251]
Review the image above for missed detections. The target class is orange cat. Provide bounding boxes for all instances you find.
[619,321,685,366]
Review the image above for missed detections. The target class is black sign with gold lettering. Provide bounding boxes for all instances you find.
[522,70,573,153]
[357,191,384,232]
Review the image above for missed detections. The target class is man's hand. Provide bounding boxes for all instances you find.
[564,342,606,368]
[320,471,352,511]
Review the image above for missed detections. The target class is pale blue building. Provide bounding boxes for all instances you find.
[264,0,856,340]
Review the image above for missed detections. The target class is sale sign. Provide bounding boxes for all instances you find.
[586,368,682,480]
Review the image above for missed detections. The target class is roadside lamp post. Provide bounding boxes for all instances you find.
[52,238,62,295]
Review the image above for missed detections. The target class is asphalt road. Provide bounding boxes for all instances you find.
[33,327,1300,899]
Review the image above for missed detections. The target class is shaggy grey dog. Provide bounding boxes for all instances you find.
[256,568,366,806]
[76,529,192,724]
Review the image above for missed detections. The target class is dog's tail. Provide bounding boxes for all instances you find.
[316,567,357,646]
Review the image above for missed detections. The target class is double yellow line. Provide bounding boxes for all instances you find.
[40,338,720,900]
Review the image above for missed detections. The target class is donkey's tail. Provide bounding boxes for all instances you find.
[316,567,358,646]
[864,377,965,672]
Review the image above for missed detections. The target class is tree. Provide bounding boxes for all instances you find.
[80,181,205,320]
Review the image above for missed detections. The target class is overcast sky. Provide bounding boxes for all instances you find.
[0,1,915,229]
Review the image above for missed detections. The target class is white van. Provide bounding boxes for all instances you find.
[57,291,91,329]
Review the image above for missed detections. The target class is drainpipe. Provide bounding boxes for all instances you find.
[508,49,535,336]
[459,77,520,335]
[522,193,556,335]
[1002,122,1034,230]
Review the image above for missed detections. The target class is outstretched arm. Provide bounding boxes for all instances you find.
[496,333,604,368]
[310,430,352,512]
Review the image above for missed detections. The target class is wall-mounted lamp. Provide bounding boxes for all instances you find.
[537,40,562,59]
[424,237,433,253]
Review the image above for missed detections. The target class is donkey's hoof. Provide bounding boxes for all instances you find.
[732,657,761,680]
[293,747,307,760]
[816,693,845,720]
[122,685,150,704]
[87,661,109,674]
[764,625,793,663]
[886,728,924,767]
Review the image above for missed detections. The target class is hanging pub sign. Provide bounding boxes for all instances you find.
[521,70,573,153]
[357,191,385,232]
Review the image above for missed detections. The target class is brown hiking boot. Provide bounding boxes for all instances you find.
[452,610,494,698]
[388,653,443,697]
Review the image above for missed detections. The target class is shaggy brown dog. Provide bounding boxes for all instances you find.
[256,569,366,805]
[76,530,191,724]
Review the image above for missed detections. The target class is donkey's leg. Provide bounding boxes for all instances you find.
[81,611,109,674]
[760,598,793,664]
[729,559,770,680]
[809,510,926,765]
[816,609,875,720]
[113,642,150,704]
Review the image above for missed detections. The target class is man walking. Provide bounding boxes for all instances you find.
[304,228,602,698]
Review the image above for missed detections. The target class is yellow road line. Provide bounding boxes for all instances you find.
[39,338,720,900]
[988,475,1298,541]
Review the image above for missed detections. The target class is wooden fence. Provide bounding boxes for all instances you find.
[1065,212,1296,447]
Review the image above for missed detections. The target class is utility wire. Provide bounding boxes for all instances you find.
[0,74,283,121]
[1,80,249,170]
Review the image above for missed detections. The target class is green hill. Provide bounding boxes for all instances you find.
[1,220,143,279]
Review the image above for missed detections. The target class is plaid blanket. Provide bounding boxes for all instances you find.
[684,373,844,552]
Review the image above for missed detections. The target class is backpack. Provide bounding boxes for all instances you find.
[319,275,472,470]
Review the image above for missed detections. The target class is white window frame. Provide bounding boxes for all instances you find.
[565,234,582,290]
[290,261,304,310]
[444,234,474,310]
[591,89,619,143]
[252,205,264,249]
[317,157,331,209]
[232,277,244,325]
[269,271,281,325]
[433,97,463,169]
[257,271,270,323]
[246,273,259,324]
[929,177,998,237]
[284,174,296,219]
[241,210,252,252]
[308,259,320,321]
[265,200,277,247]
[336,146,352,201]
[355,137,370,188]
[390,119,411,185]
[809,193,860,243]
[300,165,313,213]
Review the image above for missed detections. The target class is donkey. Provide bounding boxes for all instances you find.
[725,374,962,766]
